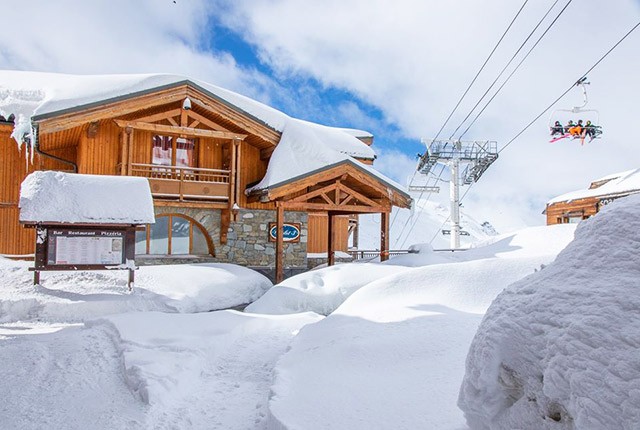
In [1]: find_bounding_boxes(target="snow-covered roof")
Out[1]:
[246,117,407,197]
[19,171,155,224]
[0,70,376,162]
[548,168,640,204]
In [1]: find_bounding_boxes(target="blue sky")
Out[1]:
[208,18,422,158]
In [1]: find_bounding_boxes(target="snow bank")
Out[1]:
[266,224,576,429]
[20,171,154,224]
[248,224,576,316]
[0,258,271,322]
[245,262,413,315]
[459,194,640,429]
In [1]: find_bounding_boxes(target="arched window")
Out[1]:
[135,214,214,256]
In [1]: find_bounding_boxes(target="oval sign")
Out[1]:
[269,223,300,242]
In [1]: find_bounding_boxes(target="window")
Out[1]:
[152,135,173,168]
[136,214,213,256]
[152,135,196,169]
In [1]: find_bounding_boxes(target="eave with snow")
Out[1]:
[544,168,640,224]
[0,71,410,281]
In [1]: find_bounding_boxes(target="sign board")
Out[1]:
[268,222,301,243]
[32,225,137,290]
[47,229,125,265]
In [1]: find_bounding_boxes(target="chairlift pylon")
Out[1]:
[548,77,603,143]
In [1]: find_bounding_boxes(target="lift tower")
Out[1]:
[417,139,498,249]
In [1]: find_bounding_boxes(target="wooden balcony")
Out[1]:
[130,163,230,201]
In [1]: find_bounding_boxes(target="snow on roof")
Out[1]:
[0,70,376,163]
[247,118,407,196]
[19,171,155,224]
[548,168,640,204]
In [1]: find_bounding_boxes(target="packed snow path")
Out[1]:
[0,323,146,429]
[0,312,321,430]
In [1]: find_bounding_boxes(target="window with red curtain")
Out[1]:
[152,135,173,167]
[175,137,195,167]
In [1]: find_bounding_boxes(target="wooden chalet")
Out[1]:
[544,169,640,225]
[0,72,411,282]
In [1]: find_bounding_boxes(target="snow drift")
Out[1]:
[265,224,576,429]
[458,194,640,429]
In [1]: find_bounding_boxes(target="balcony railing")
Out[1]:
[130,163,231,201]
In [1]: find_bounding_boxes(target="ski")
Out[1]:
[549,133,570,143]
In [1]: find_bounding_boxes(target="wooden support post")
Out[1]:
[353,215,360,249]
[34,270,40,286]
[220,209,230,244]
[126,127,133,176]
[380,212,390,262]
[235,139,242,206]
[328,212,335,266]
[229,140,237,209]
[120,131,128,176]
[276,203,284,284]
[128,269,134,292]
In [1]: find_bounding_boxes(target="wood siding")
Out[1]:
[545,198,599,225]
[1,129,34,255]
[240,142,269,209]
[307,213,349,253]
[78,120,121,175]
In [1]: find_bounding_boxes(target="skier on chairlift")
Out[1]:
[582,120,601,141]
[551,121,564,137]
[568,119,584,136]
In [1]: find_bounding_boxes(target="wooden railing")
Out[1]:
[129,163,231,201]
[348,249,417,260]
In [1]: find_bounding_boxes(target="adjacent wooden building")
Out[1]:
[544,169,640,225]
[0,72,411,281]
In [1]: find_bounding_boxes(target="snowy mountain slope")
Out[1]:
[359,194,496,251]
[459,194,640,429]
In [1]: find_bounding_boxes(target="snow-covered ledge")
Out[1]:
[19,171,155,225]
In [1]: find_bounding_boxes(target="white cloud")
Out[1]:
[2,0,640,231]
[216,0,640,230]
[0,0,273,99]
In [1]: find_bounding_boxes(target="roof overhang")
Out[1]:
[249,159,412,211]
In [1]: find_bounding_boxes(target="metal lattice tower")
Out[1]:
[417,139,498,249]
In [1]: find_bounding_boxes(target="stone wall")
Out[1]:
[150,206,308,268]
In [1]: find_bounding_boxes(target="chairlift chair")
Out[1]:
[548,77,603,142]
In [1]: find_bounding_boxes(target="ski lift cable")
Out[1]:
[499,18,640,155]
[426,185,475,246]
[394,164,447,248]
[392,164,447,248]
[458,0,572,140]
[431,0,530,144]
[416,18,640,249]
[391,0,529,236]
[422,17,640,247]
[395,165,446,247]
[448,0,564,140]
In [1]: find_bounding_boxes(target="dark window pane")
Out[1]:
[171,217,190,254]
[149,216,169,254]
[135,228,147,255]
[192,226,209,255]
